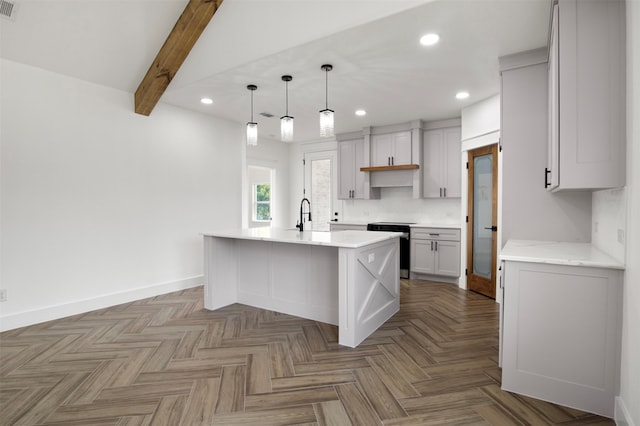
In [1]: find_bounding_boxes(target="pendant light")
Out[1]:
[246,84,258,146]
[280,75,294,142]
[319,64,334,138]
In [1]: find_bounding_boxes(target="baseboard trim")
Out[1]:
[615,396,636,426]
[0,276,203,332]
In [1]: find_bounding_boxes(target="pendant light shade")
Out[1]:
[246,84,258,146]
[319,64,334,138]
[280,75,294,142]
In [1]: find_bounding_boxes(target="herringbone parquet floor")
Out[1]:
[0,279,614,425]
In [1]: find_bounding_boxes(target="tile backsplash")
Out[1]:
[342,187,461,224]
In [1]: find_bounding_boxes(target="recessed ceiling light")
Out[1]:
[355,109,366,116]
[420,33,440,46]
[200,97,213,105]
[455,91,470,100]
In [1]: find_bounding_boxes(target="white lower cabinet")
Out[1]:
[502,260,622,417]
[410,227,460,277]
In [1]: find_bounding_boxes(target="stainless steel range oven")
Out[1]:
[366,222,414,278]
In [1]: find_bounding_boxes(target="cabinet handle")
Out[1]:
[544,167,551,188]
[430,241,434,251]
[439,188,442,197]
[434,241,438,251]
[444,188,447,197]
[391,156,395,166]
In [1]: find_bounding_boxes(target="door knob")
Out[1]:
[484,226,498,232]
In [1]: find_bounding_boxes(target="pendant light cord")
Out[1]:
[285,80,289,115]
[325,68,329,110]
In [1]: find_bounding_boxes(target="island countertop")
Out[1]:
[202,228,401,249]
[500,239,625,269]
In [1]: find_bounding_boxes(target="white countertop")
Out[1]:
[500,240,625,269]
[411,223,461,229]
[329,222,460,229]
[203,228,402,249]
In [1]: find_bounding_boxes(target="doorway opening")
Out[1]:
[303,151,338,231]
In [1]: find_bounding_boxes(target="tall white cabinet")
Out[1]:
[546,0,626,191]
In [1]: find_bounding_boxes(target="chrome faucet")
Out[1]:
[296,197,312,232]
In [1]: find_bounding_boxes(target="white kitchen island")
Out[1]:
[202,228,401,347]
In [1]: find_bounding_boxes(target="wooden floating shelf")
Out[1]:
[360,164,420,172]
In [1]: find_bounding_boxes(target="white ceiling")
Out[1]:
[1,0,551,143]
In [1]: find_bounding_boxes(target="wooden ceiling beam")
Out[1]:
[134,0,223,116]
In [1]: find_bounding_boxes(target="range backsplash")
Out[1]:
[342,187,461,224]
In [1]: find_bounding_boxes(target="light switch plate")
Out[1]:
[368,253,375,263]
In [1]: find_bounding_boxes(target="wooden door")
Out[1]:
[467,144,498,298]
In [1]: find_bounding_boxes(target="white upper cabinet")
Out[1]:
[338,138,379,200]
[423,127,461,198]
[371,131,412,167]
[546,0,626,191]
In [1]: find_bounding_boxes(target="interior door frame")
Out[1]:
[466,143,499,298]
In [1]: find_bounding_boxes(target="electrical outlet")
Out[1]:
[0,289,7,302]
[618,229,625,245]
[594,221,599,233]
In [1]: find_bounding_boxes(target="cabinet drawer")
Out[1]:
[411,227,460,241]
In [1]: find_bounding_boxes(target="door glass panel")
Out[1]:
[310,158,331,231]
[473,154,493,279]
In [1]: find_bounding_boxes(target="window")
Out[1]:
[254,183,271,222]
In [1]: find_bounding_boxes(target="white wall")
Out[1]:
[461,94,500,150]
[592,188,627,264]
[500,61,592,245]
[0,59,243,331]
[618,1,640,424]
[246,138,290,229]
